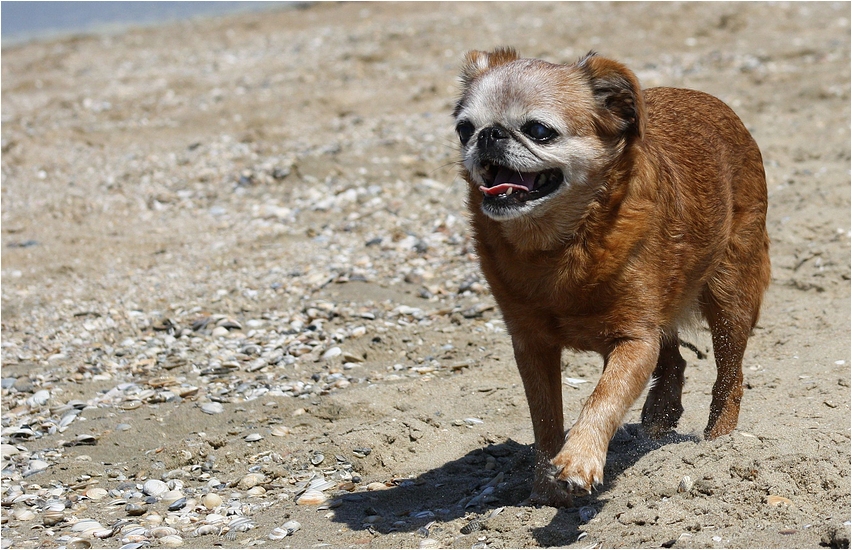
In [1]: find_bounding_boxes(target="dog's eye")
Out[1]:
[522,121,557,142]
[456,120,475,146]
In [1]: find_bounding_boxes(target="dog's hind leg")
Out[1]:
[700,254,768,439]
[641,334,686,438]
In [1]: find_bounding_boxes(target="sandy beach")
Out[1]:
[2,2,850,548]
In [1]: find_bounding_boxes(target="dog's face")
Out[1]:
[454,49,645,222]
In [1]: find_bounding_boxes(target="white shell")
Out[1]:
[201,493,223,509]
[85,487,108,501]
[160,489,184,505]
[282,520,301,534]
[159,534,184,547]
[193,524,221,537]
[71,519,104,533]
[142,479,168,497]
[200,402,224,415]
[238,473,265,490]
[678,475,693,493]
[148,526,178,538]
[296,489,327,505]
[270,426,291,437]
[13,508,36,521]
[269,527,288,540]
[42,509,65,526]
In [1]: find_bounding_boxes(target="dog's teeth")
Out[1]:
[505,187,513,196]
[535,173,547,187]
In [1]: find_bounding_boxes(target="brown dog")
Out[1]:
[453,48,770,507]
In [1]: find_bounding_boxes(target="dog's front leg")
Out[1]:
[551,337,660,493]
[512,336,572,507]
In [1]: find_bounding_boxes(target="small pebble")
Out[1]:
[578,506,597,523]
[767,495,793,507]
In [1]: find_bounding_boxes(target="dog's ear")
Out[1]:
[460,47,520,88]
[578,52,646,139]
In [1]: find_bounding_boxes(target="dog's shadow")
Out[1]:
[328,423,699,546]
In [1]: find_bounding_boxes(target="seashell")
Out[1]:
[204,513,227,524]
[296,489,327,506]
[270,425,291,437]
[269,527,290,540]
[71,519,104,533]
[238,473,264,490]
[166,479,184,491]
[23,459,49,476]
[160,489,184,505]
[311,453,325,465]
[767,495,793,507]
[142,479,168,497]
[120,525,147,536]
[93,528,115,539]
[42,509,65,526]
[678,475,693,493]
[200,402,224,415]
[73,434,98,446]
[120,544,146,550]
[244,433,263,442]
[167,497,187,511]
[159,534,184,547]
[308,478,336,492]
[28,389,51,407]
[13,507,36,521]
[85,487,108,501]
[363,515,383,524]
[201,493,222,509]
[281,520,301,534]
[419,539,440,549]
[66,539,92,549]
[193,524,221,537]
[60,412,79,428]
[246,486,266,497]
[352,447,372,458]
[121,535,148,544]
[143,513,163,526]
[148,526,178,538]
[578,506,597,523]
[321,346,341,360]
[6,427,36,441]
[125,502,147,516]
[460,519,482,534]
[366,482,387,491]
[228,516,255,532]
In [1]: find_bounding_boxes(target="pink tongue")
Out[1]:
[480,167,537,196]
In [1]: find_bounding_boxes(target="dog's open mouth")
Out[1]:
[479,164,564,204]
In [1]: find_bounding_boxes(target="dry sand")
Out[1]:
[1,2,850,548]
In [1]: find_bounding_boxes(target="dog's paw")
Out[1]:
[549,450,604,494]
[641,394,683,439]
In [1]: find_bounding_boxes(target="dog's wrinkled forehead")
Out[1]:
[458,59,590,132]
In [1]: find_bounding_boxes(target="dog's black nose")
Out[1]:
[478,125,509,148]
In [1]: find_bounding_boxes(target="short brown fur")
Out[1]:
[455,49,770,506]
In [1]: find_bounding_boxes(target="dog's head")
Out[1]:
[454,48,645,223]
